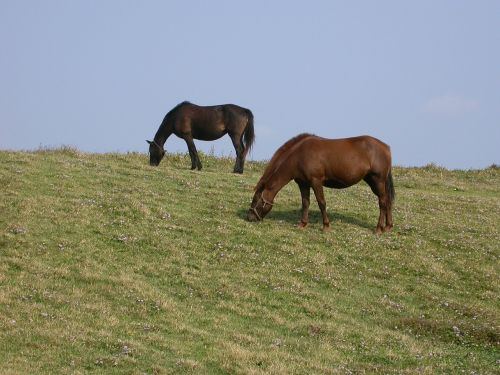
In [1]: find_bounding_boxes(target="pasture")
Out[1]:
[0,149,498,374]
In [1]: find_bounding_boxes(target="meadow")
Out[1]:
[0,149,498,374]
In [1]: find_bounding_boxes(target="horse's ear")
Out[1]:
[146,140,152,145]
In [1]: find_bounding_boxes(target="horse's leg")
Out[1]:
[184,137,202,170]
[385,204,393,232]
[296,180,310,228]
[364,174,387,234]
[376,194,389,234]
[384,190,393,232]
[229,133,244,173]
[311,180,330,230]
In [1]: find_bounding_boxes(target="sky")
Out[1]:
[1,1,499,169]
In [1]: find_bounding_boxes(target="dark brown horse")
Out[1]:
[147,101,255,173]
[247,133,395,233]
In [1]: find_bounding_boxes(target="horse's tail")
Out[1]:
[386,170,395,207]
[242,109,255,158]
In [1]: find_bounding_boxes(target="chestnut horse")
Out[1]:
[247,133,395,233]
[147,101,255,173]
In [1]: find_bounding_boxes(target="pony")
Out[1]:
[247,133,394,233]
[147,101,255,173]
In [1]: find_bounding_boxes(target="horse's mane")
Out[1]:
[255,133,314,191]
[155,101,192,141]
[169,101,191,113]
[164,101,191,121]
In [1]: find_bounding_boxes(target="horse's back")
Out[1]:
[176,103,250,123]
[293,135,391,185]
[170,102,225,139]
[221,104,253,127]
[323,135,390,162]
[340,136,392,179]
[352,136,392,172]
[170,102,253,140]
[298,135,384,158]
[222,103,251,114]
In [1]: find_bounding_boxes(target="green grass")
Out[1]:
[0,149,498,374]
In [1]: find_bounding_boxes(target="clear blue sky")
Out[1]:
[1,1,499,169]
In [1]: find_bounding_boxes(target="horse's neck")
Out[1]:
[154,118,174,146]
[264,172,292,201]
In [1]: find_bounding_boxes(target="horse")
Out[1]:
[147,101,255,173]
[247,133,395,233]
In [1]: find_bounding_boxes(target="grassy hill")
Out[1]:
[0,149,498,374]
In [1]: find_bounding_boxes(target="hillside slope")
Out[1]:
[1,149,499,374]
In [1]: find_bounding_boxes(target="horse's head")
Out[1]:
[247,190,274,222]
[146,140,165,166]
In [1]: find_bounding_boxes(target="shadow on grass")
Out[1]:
[237,208,374,231]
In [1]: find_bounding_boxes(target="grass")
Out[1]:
[0,148,498,374]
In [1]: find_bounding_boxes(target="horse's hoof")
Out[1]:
[322,225,331,232]
[297,222,308,229]
[375,227,383,235]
